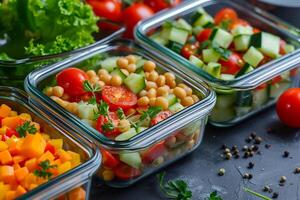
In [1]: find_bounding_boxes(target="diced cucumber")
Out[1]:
[252,87,268,108]
[137,127,147,133]
[210,28,233,49]
[250,32,280,58]
[236,91,252,107]
[166,41,183,54]
[115,128,138,141]
[193,26,203,35]
[235,63,254,77]
[203,62,221,77]
[284,44,295,54]
[243,46,264,67]
[175,18,192,33]
[191,8,214,27]
[234,35,251,51]
[231,25,253,36]
[220,74,235,80]
[168,27,189,45]
[161,22,172,40]
[269,81,291,99]
[169,102,185,113]
[216,93,236,108]
[111,68,127,80]
[119,152,142,169]
[150,32,168,46]
[136,59,147,69]
[124,73,146,94]
[78,102,98,120]
[203,49,220,63]
[101,57,119,72]
[189,55,204,68]
[166,94,178,106]
[210,107,236,122]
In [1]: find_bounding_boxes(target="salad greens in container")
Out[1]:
[0,0,124,88]
[135,0,300,127]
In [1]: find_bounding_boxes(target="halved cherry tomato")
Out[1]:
[5,127,19,138]
[219,52,243,75]
[96,112,120,138]
[229,19,249,30]
[271,75,282,85]
[141,141,166,164]
[102,86,137,111]
[86,0,122,22]
[144,0,181,12]
[181,43,199,59]
[290,68,299,77]
[253,28,261,33]
[101,149,120,168]
[196,28,212,43]
[255,83,268,90]
[45,143,56,155]
[114,163,141,180]
[150,111,172,126]
[56,68,88,97]
[214,8,238,25]
[279,39,286,55]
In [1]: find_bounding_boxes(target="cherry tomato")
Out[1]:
[271,75,282,85]
[150,111,172,126]
[114,163,141,180]
[214,8,238,25]
[141,141,166,164]
[144,0,181,12]
[102,86,137,111]
[219,52,243,75]
[56,68,88,97]
[181,43,199,59]
[253,28,261,33]
[122,3,154,38]
[45,143,56,155]
[279,39,286,55]
[196,28,212,43]
[96,112,120,138]
[290,68,299,77]
[5,127,19,138]
[86,0,122,22]
[229,19,249,30]
[101,149,120,168]
[276,88,300,128]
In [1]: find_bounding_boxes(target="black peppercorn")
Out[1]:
[283,151,289,158]
[247,162,254,169]
[254,136,262,144]
[265,144,271,149]
[272,192,278,198]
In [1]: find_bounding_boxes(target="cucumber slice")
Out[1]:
[124,73,146,94]
[150,32,168,46]
[250,32,280,58]
[189,55,204,68]
[284,44,295,54]
[216,93,236,108]
[101,57,119,72]
[203,49,220,63]
[231,25,253,36]
[175,18,192,33]
[115,128,138,141]
[243,46,264,67]
[220,74,235,80]
[136,59,147,69]
[252,87,268,108]
[203,62,221,77]
[191,8,214,27]
[119,152,142,169]
[169,102,185,113]
[234,35,251,51]
[210,28,233,49]
[111,68,127,80]
[166,41,183,54]
[269,81,291,99]
[166,94,178,106]
[168,27,189,45]
[210,107,236,122]
[235,63,254,77]
[78,102,98,120]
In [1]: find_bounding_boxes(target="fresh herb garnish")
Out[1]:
[219,19,232,30]
[244,188,272,200]
[208,191,223,200]
[33,160,57,179]
[93,100,110,120]
[140,106,162,121]
[101,121,115,132]
[117,108,125,120]
[16,121,37,137]
[157,172,192,200]
[83,80,101,105]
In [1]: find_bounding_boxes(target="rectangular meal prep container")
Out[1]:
[0,24,124,89]
[24,39,216,187]
[0,86,101,199]
[135,0,300,127]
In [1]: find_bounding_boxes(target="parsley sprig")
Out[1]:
[117,108,125,120]
[208,191,223,200]
[140,106,162,121]
[34,160,57,179]
[16,121,37,137]
[83,80,102,105]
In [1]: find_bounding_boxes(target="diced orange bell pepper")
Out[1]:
[9,140,23,156]
[5,190,16,200]
[12,164,21,171]
[24,158,37,172]
[59,150,72,163]
[0,141,8,151]
[58,161,71,174]
[13,155,26,165]
[68,187,86,200]
[0,182,10,200]
[0,104,11,118]
[2,117,23,130]
[28,184,38,191]
[0,166,14,184]
[67,151,81,167]
[15,167,29,182]
[38,151,55,163]
[0,150,12,165]
[21,173,37,190]
[15,185,27,197]
[21,133,46,158]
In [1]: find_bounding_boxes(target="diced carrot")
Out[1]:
[15,167,29,182]
[38,151,54,163]
[67,151,81,167]
[8,140,22,156]
[13,164,21,171]
[0,104,11,118]
[68,187,86,200]
[0,166,14,184]
[21,173,37,190]
[0,150,12,165]
[13,155,26,165]
[2,117,23,129]
[5,190,16,200]
[59,150,72,163]
[15,185,27,197]
[28,184,38,191]
[0,141,8,151]
[21,133,46,158]
[58,161,71,174]
[24,158,37,172]
[0,182,10,200]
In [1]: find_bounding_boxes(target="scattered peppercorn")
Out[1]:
[248,174,253,179]
[224,148,231,154]
[231,145,238,151]
[249,151,254,157]
[247,162,254,169]
[233,149,239,155]
[265,144,271,149]
[254,136,262,144]
[221,144,227,150]
[243,152,249,158]
[243,173,249,179]
[245,137,252,143]
[242,146,249,151]
[263,185,271,192]
[283,151,289,158]
[253,145,259,151]
[250,132,257,138]
[294,167,300,174]
[280,176,286,183]
[272,192,278,199]
[218,168,225,176]
[225,153,232,160]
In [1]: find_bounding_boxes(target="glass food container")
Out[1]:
[24,39,216,187]
[0,87,101,199]
[135,0,300,127]
[0,25,124,89]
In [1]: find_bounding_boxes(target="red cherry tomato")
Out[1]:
[102,86,137,111]
[219,52,243,75]
[150,111,172,126]
[196,28,212,43]
[86,0,122,22]
[56,68,88,97]
[144,0,181,12]
[271,75,282,85]
[276,88,300,128]
[229,19,249,30]
[253,28,261,33]
[290,68,299,77]
[141,141,166,164]
[96,112,120,138]
[279,39,286,55]
[214,8,238,25]
[181,43,199,59]
[101,149,120,168]
[114,163,141,180]
[5,127,19,138]
[122,3,154,38]
[45,143,56,155]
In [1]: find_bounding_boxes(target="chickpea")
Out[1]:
[137,96,150,107]
[126,108,136,116]
[157,86,169,97]
[143,61,156,72]
[147,88,157,98]
[164,72,175,85]
[126,55,137,64]
[178,83,187,89]
[149,97,156,107]
[90,76,99,84]
[181,96,194,107]
[86,70,97,79]
[165,136,177,148]
[110,75,122,86]
[44,87,53,96]
[117,57,129,69]
[173,87,186,99]
[145,72,150,80]
[97,81,105,88]
[118,119,131,132]
[156,75,166,87]
[184,87,193,96]
[169,80,177,88]
[66,102,78,114]
[99,73,112,84]
[146,81,157,90]
[155,97,169,110]
[191,95,199,102]
[51,96,68,108]
[139,90,147,97]
[148,71,159,82]
[120,69,129,76]
[126,63,136,73]
[97,69,108,76]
